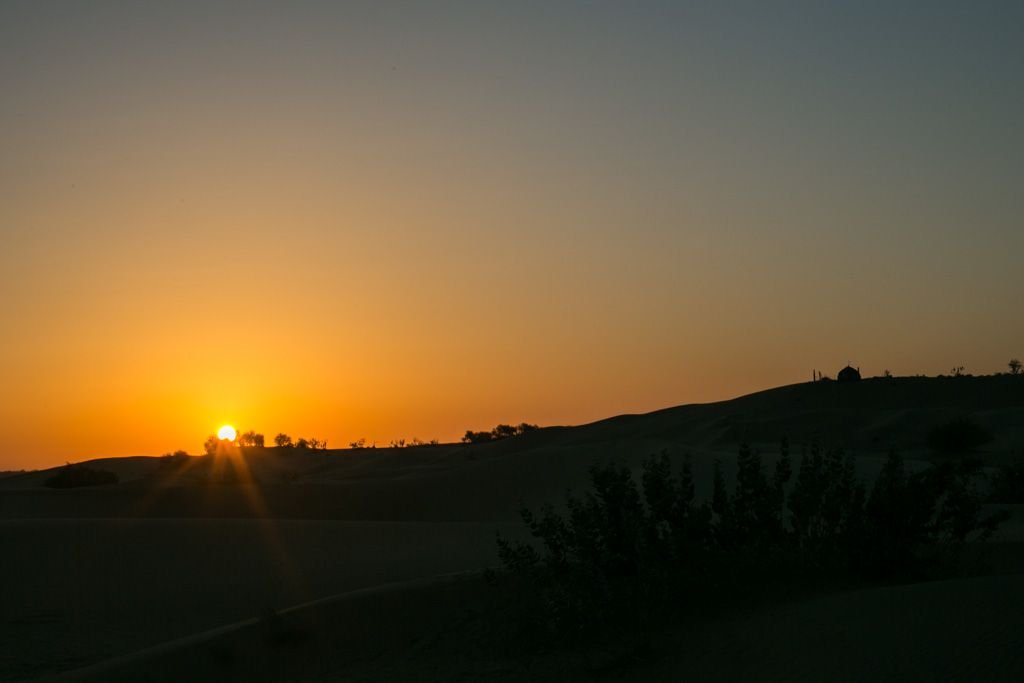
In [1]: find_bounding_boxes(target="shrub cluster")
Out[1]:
[463,423,539,444]
[157,450,190,470]
[493,441,1005,645]
[989,459,1024,503]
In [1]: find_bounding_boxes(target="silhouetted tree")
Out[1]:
[274,433,293,448]
[770,437,793,540]
[711,459,734,548]
[781,442,863,570]
[492,424,519,440]
[237,431,265,448]
[1010,359,1022,375]
[203,435,220,456]
[732,444,777,547]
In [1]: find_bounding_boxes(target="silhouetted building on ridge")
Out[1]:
[838,365,861,382]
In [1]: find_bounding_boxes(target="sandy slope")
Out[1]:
[0,519,518,681]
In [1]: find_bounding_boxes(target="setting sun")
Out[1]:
[217,425,237,441]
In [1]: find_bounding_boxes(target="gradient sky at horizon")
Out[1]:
[2,1,1022,469]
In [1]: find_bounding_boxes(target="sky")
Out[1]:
[2,1,1022,469]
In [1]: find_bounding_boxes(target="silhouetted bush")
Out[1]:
[157,450,190,470]
[467,431,490,443]
[274,433,293,448]
[45,464,119,489]
[463,430,494,444]
[927,417,992,456]
[493,440,1004,646]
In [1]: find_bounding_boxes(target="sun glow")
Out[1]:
[217,425,237,441]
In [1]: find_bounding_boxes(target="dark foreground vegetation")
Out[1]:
[490,440,1007,649]
[990,458,1024,503]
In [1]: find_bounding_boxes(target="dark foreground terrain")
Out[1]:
[2,375,1023,681]
[47,571,1024,683]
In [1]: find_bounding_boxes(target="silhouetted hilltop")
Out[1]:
[547,374,1024,455]
[1,376,1020,521]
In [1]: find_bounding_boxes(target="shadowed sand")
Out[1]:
[0,519,518,681]
[42,572,1024,683]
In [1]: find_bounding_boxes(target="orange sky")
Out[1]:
[2,3,1022,470]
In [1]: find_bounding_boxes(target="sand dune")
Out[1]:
[5,376,1020,524]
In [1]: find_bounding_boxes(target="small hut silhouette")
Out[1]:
[837,364,861,382]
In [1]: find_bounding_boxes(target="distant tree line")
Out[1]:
[463,423,540,444]
[272,433,328,450]
[199,432,328,455]
[491,439,1006,647]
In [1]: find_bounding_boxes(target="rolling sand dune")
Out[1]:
[4,376,1020,524]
